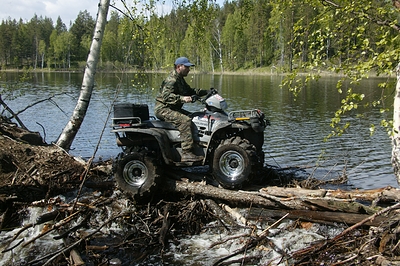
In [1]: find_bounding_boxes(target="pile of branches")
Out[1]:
[2,180,400,266]
[3,185,400,266]
[291,202,400,265]
[0,189,216,265]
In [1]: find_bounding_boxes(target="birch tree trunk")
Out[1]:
[56,0,110,151]
[391,62,400,185]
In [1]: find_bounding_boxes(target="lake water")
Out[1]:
[0,71,398,189]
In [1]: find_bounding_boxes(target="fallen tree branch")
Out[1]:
[291,201,400,262]
[72,85,119,211]
[261,186,400,203]
[332,201,400,241]
[162,179,280,208]
[21,210,83,248]
[202,199,237,228]
[29,210,129,266]
[247,208,387,227]
[0,95,27,129]
[220,203,247,225]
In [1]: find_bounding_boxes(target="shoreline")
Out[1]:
[0,67,392,78]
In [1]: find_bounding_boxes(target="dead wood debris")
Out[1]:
[2,189,400,266]
[0,192,217,265]
[290,202,400,265]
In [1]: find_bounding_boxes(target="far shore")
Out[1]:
[0,66,393,78]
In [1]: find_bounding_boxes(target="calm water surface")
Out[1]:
[0,71,397,189]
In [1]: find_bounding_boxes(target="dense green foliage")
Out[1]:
[283,0,400,137]
[0,0,399,75]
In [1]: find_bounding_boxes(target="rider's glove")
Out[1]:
[191,95,200,103]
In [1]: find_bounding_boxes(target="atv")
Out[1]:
[112,89,268,199]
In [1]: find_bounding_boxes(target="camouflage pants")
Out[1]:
[155,104,194,151]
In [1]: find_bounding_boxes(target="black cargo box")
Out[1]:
[113,103,149,124]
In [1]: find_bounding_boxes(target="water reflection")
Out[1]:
[0,71,397,189]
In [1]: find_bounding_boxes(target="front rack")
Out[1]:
[228,109,262,122]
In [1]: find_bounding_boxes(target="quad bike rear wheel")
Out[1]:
[212,136,258,189]
[114,152,160,200]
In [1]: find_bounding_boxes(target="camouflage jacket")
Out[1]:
[155,70,208,111]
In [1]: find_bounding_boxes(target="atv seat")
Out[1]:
[144,120,177,130]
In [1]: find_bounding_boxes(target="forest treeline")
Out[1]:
[0,0,399,73]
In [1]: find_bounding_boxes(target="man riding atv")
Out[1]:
[112,67,268,200]
[155,57,209,162]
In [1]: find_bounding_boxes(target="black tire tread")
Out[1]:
[212,136,258,189]
[114,152,160,201]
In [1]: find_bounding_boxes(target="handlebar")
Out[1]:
[205,88,218,99]
[191,88,218,103]
[191,95,200,103]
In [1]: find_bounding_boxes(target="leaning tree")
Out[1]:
[56,0,110,150]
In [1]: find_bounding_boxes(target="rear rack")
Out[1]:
[112,117,143,128]
[112,103,150,128]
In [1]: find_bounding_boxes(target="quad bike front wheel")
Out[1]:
[114,152,160,200]
[212,136,258,189]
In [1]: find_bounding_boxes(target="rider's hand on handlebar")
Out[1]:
[182,96,192,103]
[191,95,200,103]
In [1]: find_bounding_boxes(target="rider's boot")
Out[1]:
[181,150,203,162]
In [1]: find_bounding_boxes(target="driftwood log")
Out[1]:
[163,171,400,227]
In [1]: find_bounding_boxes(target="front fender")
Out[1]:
[209,121,251,138]
[209,122,263,150]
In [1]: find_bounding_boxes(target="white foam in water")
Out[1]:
[0,207,65,265]
[165,220,345,265]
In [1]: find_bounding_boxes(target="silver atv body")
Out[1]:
[112,90,268,199]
